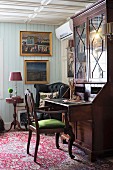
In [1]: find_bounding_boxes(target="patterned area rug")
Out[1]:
[0,131,113,170]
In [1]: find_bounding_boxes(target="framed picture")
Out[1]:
[20,31,52,56]
[24,60,50,84]
[67,50,74,78]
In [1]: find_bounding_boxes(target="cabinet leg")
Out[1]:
[89,152,96,162]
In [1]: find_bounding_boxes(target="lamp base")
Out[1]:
[9,93,13,98]
[14,82,17,97]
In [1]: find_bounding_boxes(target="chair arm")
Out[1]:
[35,109,67,115]
[35,106,50,110]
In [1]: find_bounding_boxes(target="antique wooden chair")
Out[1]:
[25,89,75,162]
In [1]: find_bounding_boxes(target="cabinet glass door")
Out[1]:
[75,22,87,80]
[89,14,107,82]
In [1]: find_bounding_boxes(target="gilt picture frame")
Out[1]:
[20,31,52,56]
[24,60,50,84]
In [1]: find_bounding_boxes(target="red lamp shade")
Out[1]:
[9,72,22,81]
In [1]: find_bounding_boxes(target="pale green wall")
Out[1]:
[0,22,61,122]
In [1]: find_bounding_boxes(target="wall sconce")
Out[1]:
[102,22,113,40]
[68,39,74,52]
[68,40,74,48]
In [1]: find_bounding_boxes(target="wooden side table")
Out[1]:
[6,97,24,131]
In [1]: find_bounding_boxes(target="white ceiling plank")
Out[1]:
[0,0,97,25]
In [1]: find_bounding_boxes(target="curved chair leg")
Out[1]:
[27,129,32,154]
[67,126,75,159]
[64,112,75,159]
[34,133,40,162]
[55,133,60,149]
[64,125,75,159]
[68,138,75,159]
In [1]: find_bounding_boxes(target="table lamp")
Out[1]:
[9,72,22,96]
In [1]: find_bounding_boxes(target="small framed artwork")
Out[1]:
[24,60,50,84]
[67,50,74,77]
[20,31,52,56]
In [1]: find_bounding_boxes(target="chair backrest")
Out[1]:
[25,89,68,134]
[25,89,35,125]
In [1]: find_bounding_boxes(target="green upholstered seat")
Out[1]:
[32,119,65,129]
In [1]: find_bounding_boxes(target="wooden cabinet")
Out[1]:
[73,1,107,82]
[71,0,113,161]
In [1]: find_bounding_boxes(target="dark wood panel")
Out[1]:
[76,121,92,150]
[92,82,113,152]
[69,105,92,121]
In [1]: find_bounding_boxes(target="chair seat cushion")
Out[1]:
[32,119,65,129]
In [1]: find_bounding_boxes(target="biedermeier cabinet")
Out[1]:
[71,0,113,161]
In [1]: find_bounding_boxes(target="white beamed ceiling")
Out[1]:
[0,0,97,25]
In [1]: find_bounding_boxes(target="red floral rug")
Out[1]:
[0,131,113,170]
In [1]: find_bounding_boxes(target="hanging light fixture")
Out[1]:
[102,22,113,40]
[41,0,52,5]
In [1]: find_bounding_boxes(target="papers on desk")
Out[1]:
[62,99,87,105]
